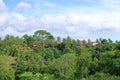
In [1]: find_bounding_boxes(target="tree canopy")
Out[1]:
[0,30,120,80]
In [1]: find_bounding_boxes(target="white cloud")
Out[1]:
[101,0,120,9]
[15,2,32,12]
[66,26,75,32]
[8,12,41,32]
[0,0,7,13]
[1,0,120,40]
[1,11,120,39]
[44,2,56,8]
[40,12,120,39]
[0,13,8,27]
[0,12,41,38]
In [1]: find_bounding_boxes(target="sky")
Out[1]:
[0,0,120,41]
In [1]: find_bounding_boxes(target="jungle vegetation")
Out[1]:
[0,30,120,80]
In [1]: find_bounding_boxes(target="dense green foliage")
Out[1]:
[0,30,120,80]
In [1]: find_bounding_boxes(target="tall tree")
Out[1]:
[0,55,15,80]
[33,30,54,50]
[50,53,77,80]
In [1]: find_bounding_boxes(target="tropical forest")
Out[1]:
[0,30,120,80]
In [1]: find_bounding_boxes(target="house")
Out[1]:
[92,42,97,46]
[76,40,85,48]
[32,43,39,47]
[76,40,97,48]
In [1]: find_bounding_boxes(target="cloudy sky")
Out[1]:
[0,0,120,41]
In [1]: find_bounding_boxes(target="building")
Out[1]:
[92,42,97,46]
[32,43,39,47]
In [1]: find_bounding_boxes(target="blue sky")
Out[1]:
[0,0,120,41]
